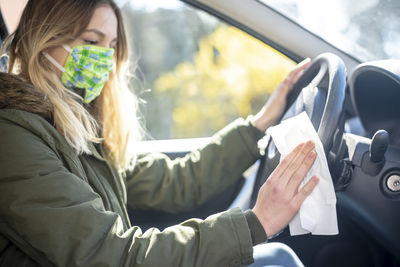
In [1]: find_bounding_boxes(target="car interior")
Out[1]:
[0,0,399,266]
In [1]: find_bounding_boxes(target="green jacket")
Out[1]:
[0,74,267,266]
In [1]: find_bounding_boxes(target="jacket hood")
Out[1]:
[0,72,53,120]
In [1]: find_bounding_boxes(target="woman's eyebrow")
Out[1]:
[83,29,117,42]
[84,29,106,37]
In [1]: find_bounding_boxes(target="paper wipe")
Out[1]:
[267,112,339,236]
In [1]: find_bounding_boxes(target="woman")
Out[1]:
[0,0,317,266]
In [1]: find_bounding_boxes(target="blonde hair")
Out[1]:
[3,0,143,170]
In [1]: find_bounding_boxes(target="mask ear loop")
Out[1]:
[42,44,73,72]
[43,52,66,73]
[62,44,73,53]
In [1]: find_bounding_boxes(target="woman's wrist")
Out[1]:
[250,108,276,132]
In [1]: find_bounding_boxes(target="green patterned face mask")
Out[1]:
[44,45,114,103]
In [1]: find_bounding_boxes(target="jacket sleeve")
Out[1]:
[0,118,258,267]
[125,117,265,213]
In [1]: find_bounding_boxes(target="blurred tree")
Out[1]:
[155,25,295,138]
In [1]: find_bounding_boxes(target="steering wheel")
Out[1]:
[250,53,347,207]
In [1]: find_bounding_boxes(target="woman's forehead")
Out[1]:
[86,5,118,40]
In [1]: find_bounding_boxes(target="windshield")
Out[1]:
[261,0,400,62]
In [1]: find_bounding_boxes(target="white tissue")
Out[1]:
[267,112,339,236]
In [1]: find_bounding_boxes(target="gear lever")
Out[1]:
[362,130,389,175]
[369,130,389,163]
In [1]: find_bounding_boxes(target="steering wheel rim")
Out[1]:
[250,53,347,207]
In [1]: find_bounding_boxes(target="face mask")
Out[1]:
[44,44,114,103]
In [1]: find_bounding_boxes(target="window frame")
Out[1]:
[182,0,360,71]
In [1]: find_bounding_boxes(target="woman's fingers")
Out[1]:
[285,58,311,90]
[293,58,311,75]
[291,176,319,210]
[287,150,317,195]
[272,141,315,187]
[280,141,315,186]
[270,142,305,179]
[277,58,311,96]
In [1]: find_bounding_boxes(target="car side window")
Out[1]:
[122,0,296,140]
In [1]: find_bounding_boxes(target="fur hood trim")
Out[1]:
[0,72,53,120]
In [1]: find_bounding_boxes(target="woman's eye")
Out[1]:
[84,39,98,45]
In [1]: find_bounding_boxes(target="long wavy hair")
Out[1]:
[3,0,143,170]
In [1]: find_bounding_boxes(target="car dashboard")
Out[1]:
[338,60,400,259]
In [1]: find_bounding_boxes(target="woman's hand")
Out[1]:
[252,141,319,237]
[251,58,311,132]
